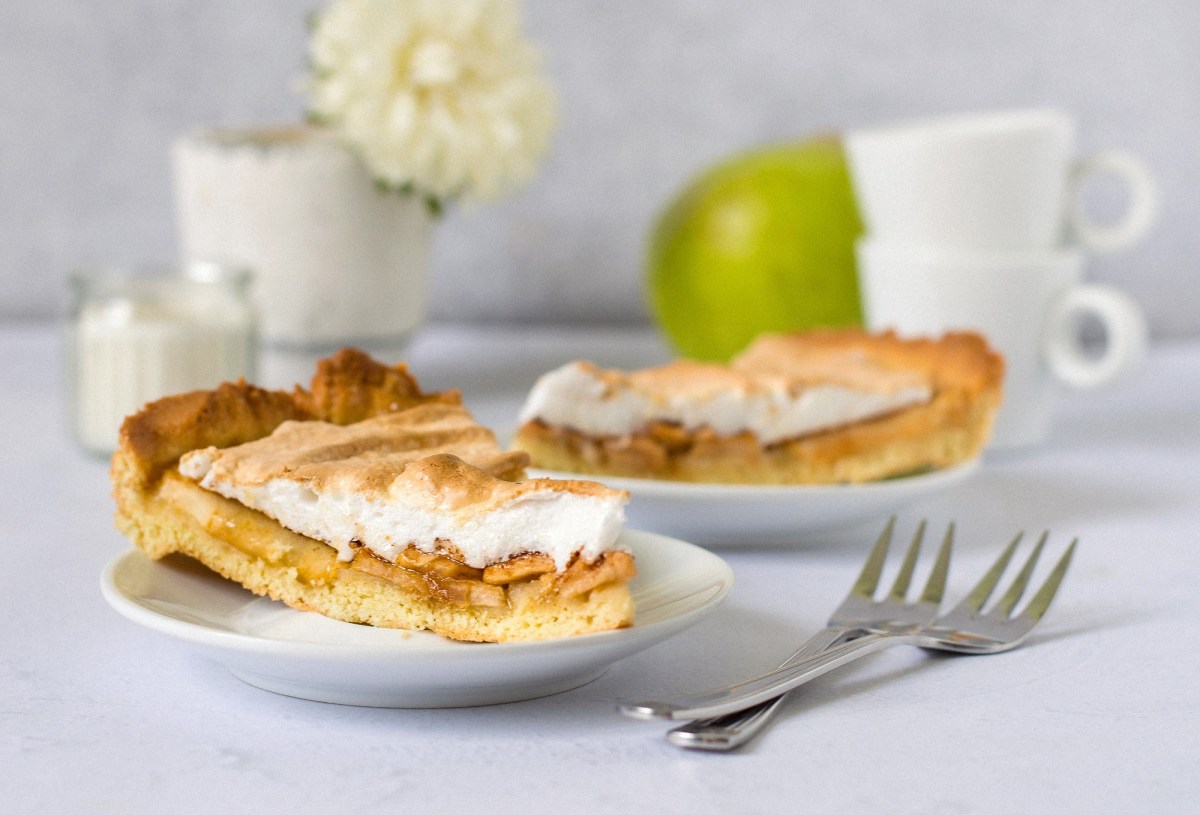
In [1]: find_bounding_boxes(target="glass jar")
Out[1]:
[67,262,257,457]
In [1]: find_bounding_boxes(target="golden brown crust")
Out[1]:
[111,348,636,643]
[298,347,462,425]
[117,382,310,489]
[116,348,461,492]
[512,330,1004,485]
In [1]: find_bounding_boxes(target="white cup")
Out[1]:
[845,109,1159,252]
[856,239,1147,449]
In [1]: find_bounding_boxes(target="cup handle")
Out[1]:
[1067,151,1159,253]
[1043,284,1147,389]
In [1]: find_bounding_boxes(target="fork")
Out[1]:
[667,517,953,750]
[622,529,1076,722]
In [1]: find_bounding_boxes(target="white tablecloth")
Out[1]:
[3,323,1198,814]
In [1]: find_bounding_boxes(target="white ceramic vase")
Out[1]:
[172,125,433,350]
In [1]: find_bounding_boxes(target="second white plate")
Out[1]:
[531,460,980,547]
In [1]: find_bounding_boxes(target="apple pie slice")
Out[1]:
[513,330,1003,484]
[112,349,635,642]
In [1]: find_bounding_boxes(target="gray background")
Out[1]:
[3,1,1197,337]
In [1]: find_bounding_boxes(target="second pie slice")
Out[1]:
[513,329,1004,484]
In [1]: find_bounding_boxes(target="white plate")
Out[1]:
[100,530,732,708]
[531,460,980,547]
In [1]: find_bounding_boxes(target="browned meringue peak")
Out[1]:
[181,402,527,498]
[732,332,933,394]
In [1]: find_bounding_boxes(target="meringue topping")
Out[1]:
[518,337,934,446]
[179,403,628,570]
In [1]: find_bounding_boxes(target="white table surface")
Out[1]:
[3,323,1199,814]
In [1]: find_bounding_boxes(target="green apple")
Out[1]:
[647,136,864,361]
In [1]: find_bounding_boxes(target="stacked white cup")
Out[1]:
[845,109,1157,449]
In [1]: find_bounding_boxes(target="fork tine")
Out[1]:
[1018,538,1078,623]
[853,516,896,598]
[955,532,1023,613]
[888,519,926,600]
[919,523,954,605]
[994,531,1048,617]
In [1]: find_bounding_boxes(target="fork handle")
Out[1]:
[667,695,788,750]
[620,631,920,721]
[666,626,857,750]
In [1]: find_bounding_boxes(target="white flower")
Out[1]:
[307,0,558,203]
